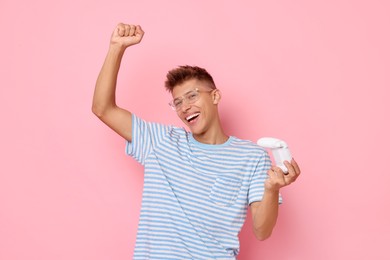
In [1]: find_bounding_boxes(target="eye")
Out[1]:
[174,99,183,107]
[187,92,198,101]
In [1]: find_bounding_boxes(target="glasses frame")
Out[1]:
[168,88,214,111]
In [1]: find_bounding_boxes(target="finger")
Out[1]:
[117,23,125,37]
[291,158,301,175]
[124,24,131,36]
[129,24,136,36]
[135,25,144,34]
[271,166,284,177]
[283,162,299,185]
[284,161,296,177]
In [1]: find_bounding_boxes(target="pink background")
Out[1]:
[1,0,389,259]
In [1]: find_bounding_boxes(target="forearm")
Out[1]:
[92,45,126,116]
[252,189,280,240]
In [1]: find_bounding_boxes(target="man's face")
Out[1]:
[171,79,219,135]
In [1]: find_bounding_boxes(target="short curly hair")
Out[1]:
[164,65,216,93]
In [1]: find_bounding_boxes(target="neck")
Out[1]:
[192,120,228,145]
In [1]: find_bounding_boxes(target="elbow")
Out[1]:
[91,104,103,118]
[254,228,273,241]
[91,102,109,118]
[256,233,272,241]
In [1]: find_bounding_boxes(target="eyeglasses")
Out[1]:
[169,88,214,111]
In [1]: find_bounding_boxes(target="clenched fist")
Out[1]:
[110,23,144,49]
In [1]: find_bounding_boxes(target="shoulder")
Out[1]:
[229,136,268,156]
[133,114,182,132]
[132,114,190,143]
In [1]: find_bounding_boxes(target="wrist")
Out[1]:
[264,186,280,195]
[108,43,127,55]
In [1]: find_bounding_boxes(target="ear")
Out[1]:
[212,89,222,104]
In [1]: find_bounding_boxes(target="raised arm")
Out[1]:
[92,23,144,142]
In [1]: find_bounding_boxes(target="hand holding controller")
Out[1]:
[257,137,292,174]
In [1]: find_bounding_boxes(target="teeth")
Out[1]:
[186,113,200,121]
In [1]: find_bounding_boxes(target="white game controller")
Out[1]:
[257,137,292,174]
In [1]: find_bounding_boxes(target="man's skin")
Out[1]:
[92,23,300,241]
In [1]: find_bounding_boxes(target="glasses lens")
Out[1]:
[186,91,199,103]
[173,99,183,109]
[169,89,200,111]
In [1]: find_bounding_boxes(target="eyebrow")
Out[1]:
[173,89,195,101]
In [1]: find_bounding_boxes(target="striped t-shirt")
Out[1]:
[126,114,281,259]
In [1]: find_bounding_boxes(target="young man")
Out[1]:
[92,23,300,259]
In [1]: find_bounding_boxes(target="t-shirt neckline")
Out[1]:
[189,134,233,149]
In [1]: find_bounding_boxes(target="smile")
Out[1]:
[186,113,200,122]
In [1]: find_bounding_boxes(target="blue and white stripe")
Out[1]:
[126,114,281,259]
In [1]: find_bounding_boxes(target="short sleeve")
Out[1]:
[125,114,170,165]
[248,151,283,204]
